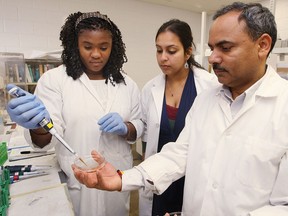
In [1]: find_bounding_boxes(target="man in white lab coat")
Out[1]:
[73,2,288,215]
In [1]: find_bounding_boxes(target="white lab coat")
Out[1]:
[137,65,288,215]
[24,65,143,216]
[139,66,218,216]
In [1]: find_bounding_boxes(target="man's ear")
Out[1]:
[258,33,272,59]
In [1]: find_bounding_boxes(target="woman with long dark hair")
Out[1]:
[139,19,217,216]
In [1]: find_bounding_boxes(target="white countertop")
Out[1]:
[2,125,74,216]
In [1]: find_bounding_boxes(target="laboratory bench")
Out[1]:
[1,124,74,216]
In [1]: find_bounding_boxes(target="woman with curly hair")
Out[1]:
[6,11,143,216]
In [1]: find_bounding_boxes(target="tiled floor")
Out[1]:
[129,146,142,216]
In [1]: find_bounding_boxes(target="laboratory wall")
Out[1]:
[0,0,202,89]
[204,0,288,68]
[1,0,287,88]
[261,0,288,41]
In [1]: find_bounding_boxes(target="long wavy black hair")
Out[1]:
[60,11,127,84]
[156,19,204,70]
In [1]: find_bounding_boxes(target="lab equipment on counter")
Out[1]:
[5,165,52,173]
[0,142,8,166]
[9,171,49,183]
[0,143,10,216]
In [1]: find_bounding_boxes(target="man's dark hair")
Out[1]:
[213,2,277,55]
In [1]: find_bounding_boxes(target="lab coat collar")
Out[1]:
[216,65,286,123]
[255,65,286,97]
[216,65,284,99]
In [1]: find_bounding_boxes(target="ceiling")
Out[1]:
[135,0,262,14]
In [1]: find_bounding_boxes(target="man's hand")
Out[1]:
[72,150,122,191]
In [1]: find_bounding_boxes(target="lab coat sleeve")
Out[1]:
[249,152,288,216]
[123,102,192,193]
[124,75,144,142]
[23,66,66,150]
[122,167,146,191]
[136,109,192,194]
[122,163,174,193]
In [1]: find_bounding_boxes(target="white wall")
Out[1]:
[205,0,288,43]
[1,0,287,85]
[0,0,202,89]
[261,0,288,41]
[203,0,288,70]
[261,0,288,63]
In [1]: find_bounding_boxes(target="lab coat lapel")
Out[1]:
[105,82,119,113]
[217,92,233,123]
[219,87,260,129]
[151,75,165,120]
[79,74,106,111]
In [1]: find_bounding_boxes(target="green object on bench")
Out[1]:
[0,143,8,166]
[0,142,10,216]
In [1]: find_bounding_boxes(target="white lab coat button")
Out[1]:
[212,182,218,189]
[156,123,160,128]
[152,151,156,154]
[149,197,153,201]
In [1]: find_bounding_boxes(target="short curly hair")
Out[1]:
[59,11,127,85]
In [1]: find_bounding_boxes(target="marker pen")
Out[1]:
[5,165,52,172]
[20,151,48,154]
[10,172,48,183]
[10,171,46,176]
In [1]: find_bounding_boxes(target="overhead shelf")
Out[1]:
[272,47,288,54]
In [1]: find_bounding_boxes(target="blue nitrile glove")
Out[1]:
[6,84,50,129]
[98,112,128,136]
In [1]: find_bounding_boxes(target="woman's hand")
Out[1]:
[6,84,50,129]
[98,112,128,136]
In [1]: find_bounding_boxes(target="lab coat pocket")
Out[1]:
[236,137,286,191]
